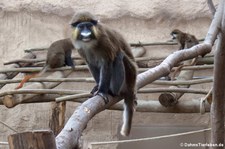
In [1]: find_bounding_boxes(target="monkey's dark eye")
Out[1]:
[90,20,98,25]
[76,22,95,29]
[71,22,80,27]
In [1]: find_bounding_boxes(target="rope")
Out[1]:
[90,128,211,146]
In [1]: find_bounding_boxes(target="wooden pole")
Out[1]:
[2,70,73,108]
[158,59,195,107]
[0,52,36,89]
[49,102,66,136]
[211,0,225,148]
[8,130,56,149]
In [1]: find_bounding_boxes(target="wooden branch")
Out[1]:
[24,48,46,53]
[55,87,208,103]
[0,77,94,84]
[8,130,56,149]
[55,93,92,102]
[129,39,204,47]
[0,142,8,145]
[207,0,216,16]
[0,89,85,97]
[0,53,36,89]
[132,47,146,58]
[0,92,211,114]
[153,77,213,85]
[4,58,45,65]
[139,88,208,94]
[0,65,88,73]
[159,58,196,107]
[113,99,211,113]
[2,70,73,108]
[211,0,225,147]
[137,43,211,89]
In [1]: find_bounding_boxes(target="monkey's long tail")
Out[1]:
[15,65,49,89]
[120,55,137,136]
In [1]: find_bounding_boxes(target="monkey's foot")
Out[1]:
[96,92,109,104]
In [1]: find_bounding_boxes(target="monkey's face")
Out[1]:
[170,29,182,40]
[170,31,178,40]
[71,20,98,42]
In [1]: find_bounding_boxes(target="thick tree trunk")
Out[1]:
[211,0,225,148]
[49,102,66,136]
[8,130,56,149]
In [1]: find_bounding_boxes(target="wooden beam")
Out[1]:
[8,130,56,149]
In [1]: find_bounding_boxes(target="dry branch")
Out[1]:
[0,66,88,73]
[0,77,94,84]
[159,58,196,107]
[207,0,217,16]
[2,70,73,108]
[139,88,208,94]
[0,52,36,89]
[55,87,208,103]
[153,77,213,85]
[0,89,85,97]
[4,58,45,65]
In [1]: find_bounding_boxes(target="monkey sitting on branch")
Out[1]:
[170,29,199,79]
[15,38,75,89]
[70,11,137,136]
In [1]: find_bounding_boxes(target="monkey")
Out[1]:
[170,29,199,50]
[70,11,137,136]
[15,38,75,89]
[170,29,199,80]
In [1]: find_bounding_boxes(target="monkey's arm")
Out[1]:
[94,61,113,103]
[88,64,100,94]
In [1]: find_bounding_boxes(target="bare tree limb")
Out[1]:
[0,66,88,73]
[0,52,36,89]
[153,77,213,85]
[0,77,94,84]
[211,0,225,148]
[2,70,73,108]
[207,0,217,16]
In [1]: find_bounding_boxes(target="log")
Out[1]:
[8,130,56,149]
[2,70,73,108]
[159,59,195,107]
[0,52,36,89]
[0,92,211,113]
[49,102,66,136]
